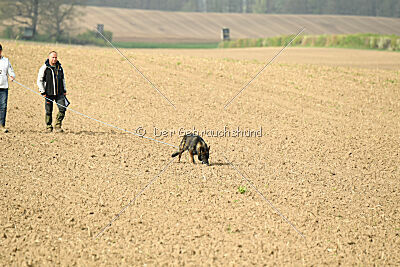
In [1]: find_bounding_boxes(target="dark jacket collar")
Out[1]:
[45,59,61,68]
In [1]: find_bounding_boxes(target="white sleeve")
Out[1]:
[37,65,46,94]
[7,59,15,78]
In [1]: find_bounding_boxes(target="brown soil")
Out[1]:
[0,42,399,265]
[78,7,400,42]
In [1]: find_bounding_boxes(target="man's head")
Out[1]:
[48,51,58,66]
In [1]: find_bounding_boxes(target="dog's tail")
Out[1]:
[171,152,179,157]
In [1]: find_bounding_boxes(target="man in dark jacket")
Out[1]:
[37,51,67,133]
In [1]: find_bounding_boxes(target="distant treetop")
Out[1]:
[84,0,400,18]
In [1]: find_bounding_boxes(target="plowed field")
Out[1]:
[1,42,399,265]
[79,7,400,42]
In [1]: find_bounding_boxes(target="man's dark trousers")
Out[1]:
[0,88,8,127]
[45,95,66,129]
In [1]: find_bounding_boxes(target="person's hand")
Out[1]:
[64,92,67,96]
[41,93,46,98]
[10,76,15,82]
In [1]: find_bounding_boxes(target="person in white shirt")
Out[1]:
[0,44,16,133]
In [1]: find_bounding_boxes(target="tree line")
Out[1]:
[85,0,400,18]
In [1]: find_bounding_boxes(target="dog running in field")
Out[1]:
[171,134,210,165]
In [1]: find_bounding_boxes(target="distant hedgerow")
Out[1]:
[219,33,400,51]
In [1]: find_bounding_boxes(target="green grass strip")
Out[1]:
[219,33,400,51]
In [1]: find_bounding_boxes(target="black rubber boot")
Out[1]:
[55,112,65,133]
[45,115,53,132]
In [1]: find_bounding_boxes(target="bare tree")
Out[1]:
[253,0,268,13]
[40,0,84,42]
[198,0,207,12]
[0,0,43,39]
